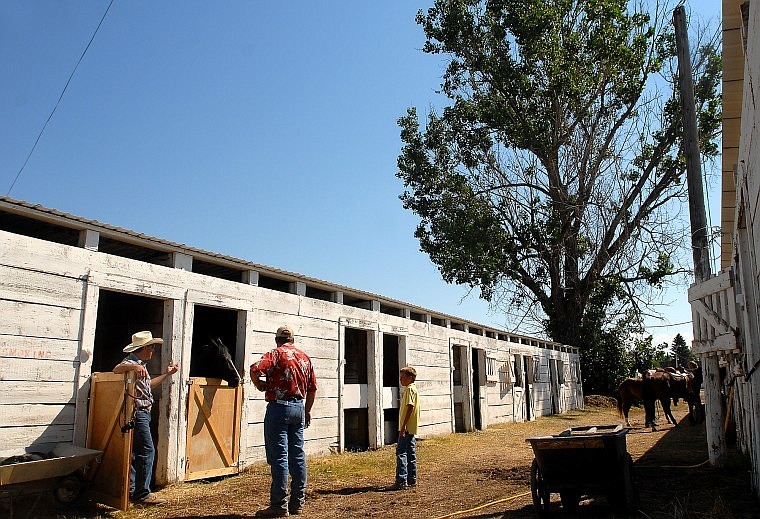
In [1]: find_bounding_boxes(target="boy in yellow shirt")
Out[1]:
[394,366,420,490]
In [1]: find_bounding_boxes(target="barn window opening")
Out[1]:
[450,322,465,332]
[192,259,244,282]
[305,285,332,301]
[430,316,445,327]
[258,274,291,293]
[409,311,425,322]
[98,236,173,266]
[0,210,80,246]
[379,303,402,317]
[343,295,373,310]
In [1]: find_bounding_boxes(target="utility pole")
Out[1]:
[673,5,726,467]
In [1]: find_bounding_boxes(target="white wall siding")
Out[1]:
[0,216,582,482]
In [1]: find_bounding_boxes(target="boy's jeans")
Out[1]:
[264,400,307,511]
[130,408,155,501]
[395,433,417,486]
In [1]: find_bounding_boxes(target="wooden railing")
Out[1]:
[688,268,740,356]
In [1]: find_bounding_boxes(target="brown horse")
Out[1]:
[617,366,702,429]
[616,377,643,426]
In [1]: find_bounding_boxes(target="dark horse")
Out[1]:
[617,364,702,429]
[189,337,241,387]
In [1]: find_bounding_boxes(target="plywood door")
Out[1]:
[185,377,243,481]
[86,372,135,511]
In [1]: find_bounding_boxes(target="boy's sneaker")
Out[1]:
[389,482,409,491]
[408,481,417,487]
[255,506,289,517]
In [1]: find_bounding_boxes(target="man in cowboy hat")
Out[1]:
[114,331,178,507]
[250,325,317,517]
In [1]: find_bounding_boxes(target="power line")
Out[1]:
[648,320,692,328]
[6,0,115,196]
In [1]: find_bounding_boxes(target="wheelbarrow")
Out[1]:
[0,444,102,517]
[525,424,638,516]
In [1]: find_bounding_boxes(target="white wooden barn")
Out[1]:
[0,196,582,489]
[688,0,760,498]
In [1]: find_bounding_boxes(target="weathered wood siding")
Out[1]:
[727,0,760,495]
[0,224,581,483]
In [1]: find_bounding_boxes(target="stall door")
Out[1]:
[185,377,243,481]
[86,372,135,511]
[452,345,467,432]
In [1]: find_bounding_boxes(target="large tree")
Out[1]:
[397,0,720,349]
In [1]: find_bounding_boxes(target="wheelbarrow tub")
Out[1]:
[0,445,101,486]
[525,424,637,515]
[526,424,628,491]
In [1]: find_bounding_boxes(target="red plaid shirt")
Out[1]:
[250,345,317,402]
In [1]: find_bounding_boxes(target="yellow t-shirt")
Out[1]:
[399,382,420,435]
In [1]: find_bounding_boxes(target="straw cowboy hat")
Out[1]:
[123,331,164,353]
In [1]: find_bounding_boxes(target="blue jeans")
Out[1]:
[395,433,417,486]
[130,408,155,501]
[264,400,307,510]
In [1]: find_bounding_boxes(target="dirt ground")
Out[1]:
[15,401,759,518]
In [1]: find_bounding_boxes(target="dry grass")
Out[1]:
[16,404,757,518]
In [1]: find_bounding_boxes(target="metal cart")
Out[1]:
[526,424,637,516]
[0,444,101,517]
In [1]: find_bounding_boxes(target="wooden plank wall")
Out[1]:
[0,259,84,456]
[735,0,760,495]
[0,228,582,481]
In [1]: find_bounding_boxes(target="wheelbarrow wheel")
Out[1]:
[560,491,579,513]
[54,474,84,506]
[530,458,551,517]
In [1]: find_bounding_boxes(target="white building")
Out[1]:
[689,0,760,497]
[0,196,582,489]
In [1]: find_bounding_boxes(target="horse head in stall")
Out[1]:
[189,337,241,387]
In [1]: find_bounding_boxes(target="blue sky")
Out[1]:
[1,1,720,346]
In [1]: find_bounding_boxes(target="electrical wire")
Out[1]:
[6,0,115,196]
[647,320,692,328]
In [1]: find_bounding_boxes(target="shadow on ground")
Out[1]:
[489,414,756,518]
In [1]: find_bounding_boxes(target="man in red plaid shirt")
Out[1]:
[250,325,317,517]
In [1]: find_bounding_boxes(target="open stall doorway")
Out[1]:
[90,290,166,494]
[343,327,370,451]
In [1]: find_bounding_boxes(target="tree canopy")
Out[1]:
[397,0,720,350]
